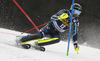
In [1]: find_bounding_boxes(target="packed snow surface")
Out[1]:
[0,28,100,61]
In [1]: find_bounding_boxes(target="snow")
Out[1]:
[0,28,100,61]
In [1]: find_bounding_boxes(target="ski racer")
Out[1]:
[18,3,82,52]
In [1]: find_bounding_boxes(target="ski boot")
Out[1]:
[33,42,45,52]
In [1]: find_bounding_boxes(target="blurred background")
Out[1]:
[0,0,100,49]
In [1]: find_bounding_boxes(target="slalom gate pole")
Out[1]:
[13,0,39,32]
[67,0,74,56]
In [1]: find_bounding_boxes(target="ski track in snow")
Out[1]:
[0,28,100,61]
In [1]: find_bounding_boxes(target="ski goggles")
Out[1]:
[73,10,81,16]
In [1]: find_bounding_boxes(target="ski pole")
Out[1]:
[67,0,74,56]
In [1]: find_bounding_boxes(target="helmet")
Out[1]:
[70,3,82,16]
[70,3,82,11]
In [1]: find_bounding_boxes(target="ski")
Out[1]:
[15,36,45,52]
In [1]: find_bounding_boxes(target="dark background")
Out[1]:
[0,0,100,49]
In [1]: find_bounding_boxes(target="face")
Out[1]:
[73,10,81,17]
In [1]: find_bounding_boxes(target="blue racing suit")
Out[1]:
[38,9,79,46]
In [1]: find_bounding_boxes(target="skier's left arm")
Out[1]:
[72,20,79,42]
[51,9,69,21]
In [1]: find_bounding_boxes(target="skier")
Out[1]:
[17,3,82,52]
